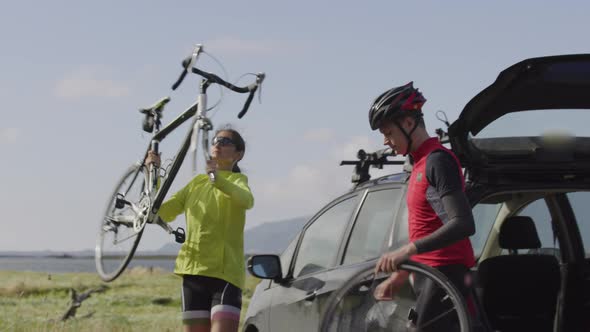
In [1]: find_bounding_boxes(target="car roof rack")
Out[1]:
[340,148,408,186]
[341,127,450,187]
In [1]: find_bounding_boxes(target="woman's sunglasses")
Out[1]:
[212,136,236,147]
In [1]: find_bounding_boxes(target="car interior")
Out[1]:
[471,189,590,332]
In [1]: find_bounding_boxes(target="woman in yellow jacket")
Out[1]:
[148,128,253,332]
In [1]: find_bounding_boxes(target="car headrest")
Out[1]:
[499,216,541,250]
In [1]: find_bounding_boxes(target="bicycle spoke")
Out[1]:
[371,301,408,324]
[113,232,140,244]
[122,167,143,197]
[418,306,458,329]
[96,164,146,282]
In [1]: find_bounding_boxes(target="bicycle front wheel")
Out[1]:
[320,261,472,332]
[95,164,148,282]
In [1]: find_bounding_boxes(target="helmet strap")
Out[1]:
[394,117,420,156]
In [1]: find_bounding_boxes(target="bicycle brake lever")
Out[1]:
[256,72,266,85]
[208,172,216,183]
[257,72,265,103]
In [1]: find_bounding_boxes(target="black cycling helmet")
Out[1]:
[368,81,426,130]
[369,82,426,156]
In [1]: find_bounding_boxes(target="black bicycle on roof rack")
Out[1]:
[94,44,265,282]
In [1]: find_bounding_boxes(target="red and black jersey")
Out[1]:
[407,137,476,268]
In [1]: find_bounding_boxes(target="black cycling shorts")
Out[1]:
[181,275,242,325]
[411,264,471,332]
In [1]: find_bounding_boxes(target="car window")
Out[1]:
[343,189,402,265]
[390,196,408,249]
[470,203,502,257]
[280,234,299,278]
[566,192,590,258]
[292,196,359,278]
[512,198,559,255]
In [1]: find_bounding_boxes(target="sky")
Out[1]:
[2,1,590,252]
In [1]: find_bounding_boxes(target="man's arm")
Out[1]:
[413,150,475,253]
[414,190,475,252]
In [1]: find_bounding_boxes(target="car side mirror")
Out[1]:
[247,254,283,281]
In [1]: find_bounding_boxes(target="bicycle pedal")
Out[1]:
[174,227,186,244]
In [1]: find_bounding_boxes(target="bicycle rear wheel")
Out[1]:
[95,164,148,282]
[320,261,472,332]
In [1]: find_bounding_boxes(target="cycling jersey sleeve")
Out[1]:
[414,150,475,254]
[158,182,190,222]
[213,173,254,210]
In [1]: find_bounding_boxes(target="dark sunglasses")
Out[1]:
[212,136,236,147]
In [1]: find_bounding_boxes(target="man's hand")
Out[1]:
[375,243,417,274]
[145,150,161,168]
[373,270,410,301]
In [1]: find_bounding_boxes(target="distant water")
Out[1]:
[0,257,175,273]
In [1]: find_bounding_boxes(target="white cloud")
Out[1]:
[303,128,336,142]
[248,135,402,227]
[54,66,130,100]
[252,162,349,224]
[331,135,373,160]
[0,128,19,144]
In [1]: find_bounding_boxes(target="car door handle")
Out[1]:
[303,289,318,302]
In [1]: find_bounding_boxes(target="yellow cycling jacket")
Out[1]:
[158,170,254,290]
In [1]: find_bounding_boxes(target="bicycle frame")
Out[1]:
[118,85,259,236]
[148,83,213,217]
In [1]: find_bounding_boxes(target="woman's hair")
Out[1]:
[215,126,245,173]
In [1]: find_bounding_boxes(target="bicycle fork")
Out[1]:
[190,80,215,181]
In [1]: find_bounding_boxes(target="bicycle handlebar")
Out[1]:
[190,67,265,119]
[171,45,265,118]
[171,70,188,91]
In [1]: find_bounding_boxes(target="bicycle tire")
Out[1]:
[95,164,148,282]
[320,260,472,332]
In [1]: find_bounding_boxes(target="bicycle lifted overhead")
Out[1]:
[95,45,265,282]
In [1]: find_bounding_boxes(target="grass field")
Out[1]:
[0,267,260,332]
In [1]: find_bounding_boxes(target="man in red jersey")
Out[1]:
[369,82,476,331]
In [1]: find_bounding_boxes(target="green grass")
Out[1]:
[0,267,260,332]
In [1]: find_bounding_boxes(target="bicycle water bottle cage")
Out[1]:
[174,227,186,244]
[115,193,126,209]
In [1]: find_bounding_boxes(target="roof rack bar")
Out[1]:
[340,148,405,185]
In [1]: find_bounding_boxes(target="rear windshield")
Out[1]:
[473,109,590,139]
